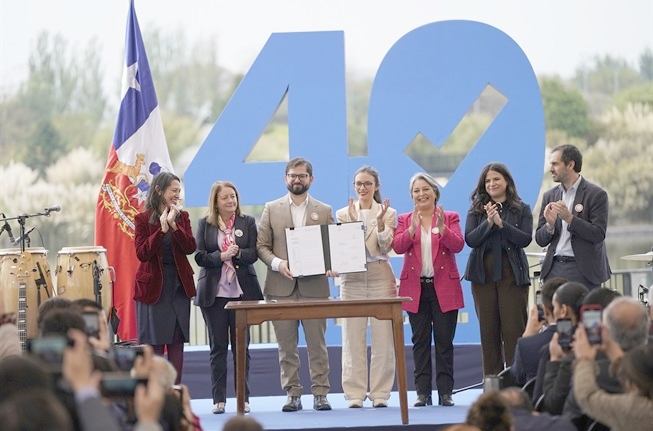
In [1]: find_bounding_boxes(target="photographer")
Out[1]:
[572,321,653,431]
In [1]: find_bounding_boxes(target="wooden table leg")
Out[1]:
[235,310,247,414]
[391,304,409,424]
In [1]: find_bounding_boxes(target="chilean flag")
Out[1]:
[95,0,173,341]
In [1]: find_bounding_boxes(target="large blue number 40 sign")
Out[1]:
[185,20,545,343]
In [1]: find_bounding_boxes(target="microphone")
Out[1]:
[44,205,61,213]
[3,221,16,245]
[12,227,35,246]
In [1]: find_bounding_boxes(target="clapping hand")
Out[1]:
[348,197,358,221]
[376,198,390,232]
[166,205,178,231]
[160,208,169,233]
[435,205,446,233]
[484,202,503,228]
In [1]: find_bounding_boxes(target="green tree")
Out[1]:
[539,77,591,138]
[614,82,653,110]
[574,55,641,95]
[583,105,653,223]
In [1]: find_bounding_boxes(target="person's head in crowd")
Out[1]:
[72,298,102,313]
[0,389,73,431]
[40,308,86,337]
[37,297,74,331]
[222,416,264,431]
[541,277,567,324]
[498,387,534,412]
[552,282,589,325]
[0,354,53,403]
[466,391,514,431]
[583,287,621,309]
[617,343,653,399]
[604,297,650,351]
[151,354,177,389]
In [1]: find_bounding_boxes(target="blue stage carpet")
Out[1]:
[183,344,483,399]
[183,344,484,430]
[190,389,484,431]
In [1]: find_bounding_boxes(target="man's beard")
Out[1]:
[287,182,309,195]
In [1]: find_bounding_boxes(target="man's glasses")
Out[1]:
[354,181,374,189]
[286,173,310,180]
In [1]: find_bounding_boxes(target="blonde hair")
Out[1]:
[206,181,242,226]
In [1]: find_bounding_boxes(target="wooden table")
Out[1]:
[225,297,412,424]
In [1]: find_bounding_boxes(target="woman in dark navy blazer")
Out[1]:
[464,162,532,377]
[392,172,465,408]
[194,181,263,415]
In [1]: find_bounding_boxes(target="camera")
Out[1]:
[580,304,602,345]
[82,311,100,339]
[100,373,148,398]
[556,318,573,351]
[112,345,146,372]
[535,290,544,322]
[27,335,74,369]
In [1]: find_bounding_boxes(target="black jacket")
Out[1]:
[463,202,533,286]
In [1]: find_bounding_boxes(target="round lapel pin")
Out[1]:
[234,229,243,237]
[574,204,584,213]
[311,212,319,221]
[431,227,440,235]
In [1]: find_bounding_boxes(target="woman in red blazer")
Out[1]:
[134,172,196,383]
[392,172,464,408]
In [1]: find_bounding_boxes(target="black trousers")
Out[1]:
[408,280,458,396]
[200,297,251,404]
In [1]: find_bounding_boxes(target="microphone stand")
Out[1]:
[1,209,56,252]
[93,260,103,308]
[34,262,51,307]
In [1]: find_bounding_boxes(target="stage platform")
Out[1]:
[183,343,484,430]
[190,389,483,430]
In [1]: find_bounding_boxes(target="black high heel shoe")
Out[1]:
[414,394,433,407]
[438,394,454,406]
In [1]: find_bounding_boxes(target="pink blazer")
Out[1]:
[392,210,464,313]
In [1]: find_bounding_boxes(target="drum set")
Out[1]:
[0,246,114,339]
[620,249,653,306]
[1,209,114,340]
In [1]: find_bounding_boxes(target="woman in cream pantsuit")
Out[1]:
[336,166,397,408]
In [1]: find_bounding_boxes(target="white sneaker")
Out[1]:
[348,398,364,408]
[373,398,388,408]
[244,402,251,413]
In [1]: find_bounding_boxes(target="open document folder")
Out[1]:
[285,221,367,277]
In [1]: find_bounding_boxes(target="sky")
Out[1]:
[1,0,652,95]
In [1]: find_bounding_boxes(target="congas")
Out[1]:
[0,248,54,340]
[55,246,113,318]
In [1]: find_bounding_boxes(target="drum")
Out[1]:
[0,247,54,340]
[55,246,113,318]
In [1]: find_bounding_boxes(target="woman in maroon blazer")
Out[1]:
[392,172,464,408]
[134,172,196,383]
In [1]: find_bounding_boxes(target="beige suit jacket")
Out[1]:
[335,200,397,257]
[257,194,334,297]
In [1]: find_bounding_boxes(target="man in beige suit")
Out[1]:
[257,157,335,412]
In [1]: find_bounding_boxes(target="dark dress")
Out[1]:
[137,232,190,344]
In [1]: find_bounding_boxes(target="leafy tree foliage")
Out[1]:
[539,77,591,137]
[583,105,653,223]
[574,55,641,95]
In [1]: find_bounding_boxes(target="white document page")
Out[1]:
[285,225,326,277]
[328,222,367,274]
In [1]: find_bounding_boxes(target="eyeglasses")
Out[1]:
[354,181,374,189]
[286,173,310,180]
